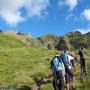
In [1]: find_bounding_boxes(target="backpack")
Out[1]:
[51,56,65,76]
[61,52,69,63]
[61,53,72,70]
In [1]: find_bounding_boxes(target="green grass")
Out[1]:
[0,33,90,89]
[0,34,26,48]
[41,49,90,90]
[76,49,90,90]
[0,47,59,87]
[0,34,59,88]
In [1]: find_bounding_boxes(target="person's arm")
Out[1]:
[75,50,80,55]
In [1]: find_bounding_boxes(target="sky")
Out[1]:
[0,0,90,37]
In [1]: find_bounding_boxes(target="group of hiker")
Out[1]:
[51,45,87,90]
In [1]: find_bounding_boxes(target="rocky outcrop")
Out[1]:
[55,36,71,50]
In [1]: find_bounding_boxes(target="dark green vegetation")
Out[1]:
[28,31,90,50]
[0,31,90,89]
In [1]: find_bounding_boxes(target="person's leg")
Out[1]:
[80,62,83,77]
[83,59,87,75]
[85,62,87,75]
[57,71,64,90]
[58,79,64,90]
[66,84,69,90]
[70,70,76,89]
[72,76,76,89]
[53,72,57,90]
[53,79,56,90]
[66,68,76,90]
[65,73,70,90]
[82,60,85,76]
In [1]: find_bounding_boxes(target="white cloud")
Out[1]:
[74,28,90,34]
[0,0,50,26]
[25,0,49,17]
[66,0,78,11]
[59,0,78,11]
[82,9,90,22]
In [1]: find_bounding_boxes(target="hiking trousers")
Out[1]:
[80,58,87,76]
[53,71,64,90]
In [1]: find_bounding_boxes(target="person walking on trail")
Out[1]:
[78,45,87,77]
[51,55,65,90]
[61,50,76,90]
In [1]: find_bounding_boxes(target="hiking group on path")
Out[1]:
[51,45,87,90]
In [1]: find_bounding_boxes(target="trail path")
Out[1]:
[32,72,52,90]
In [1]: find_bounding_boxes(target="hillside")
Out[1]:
[1,30,90,50]
[0,33,26,48]
[0,31,90,90]
[0,33,58,89]
[36,31,90,50]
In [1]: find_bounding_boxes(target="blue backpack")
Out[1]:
[61,52,69,63]
[51,56,65,75]
[61,53,72,69]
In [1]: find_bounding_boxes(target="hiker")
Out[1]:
[51,55,65,90]
[61,50,76,90]
[78,45,87,77]
[68,53,77,67]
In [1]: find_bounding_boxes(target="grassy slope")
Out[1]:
[0,33,90,89]
[0,34,59,88]
[41,49,90,90]
[76,49,90,90]
[0,34,26,48]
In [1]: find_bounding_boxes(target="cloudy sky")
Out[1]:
[0,0,90,37]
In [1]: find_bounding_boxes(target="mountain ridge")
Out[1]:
[0,30,90,50]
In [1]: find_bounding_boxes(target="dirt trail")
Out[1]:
[32,72,52,90]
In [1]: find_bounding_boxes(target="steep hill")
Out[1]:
[0,30,90,90]
[0,33,59,89]
[0,33,26,48]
